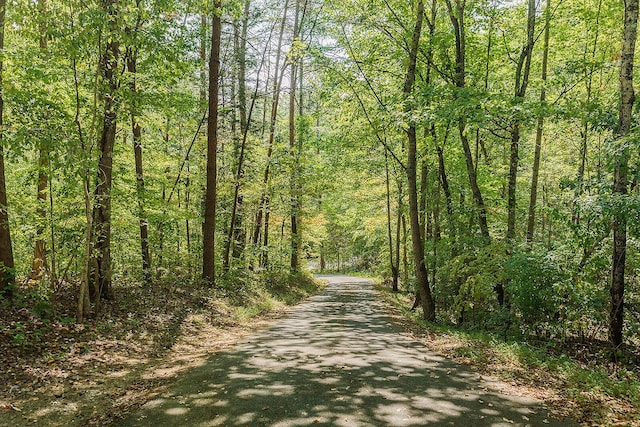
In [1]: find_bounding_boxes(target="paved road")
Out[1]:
[120,275,575,426]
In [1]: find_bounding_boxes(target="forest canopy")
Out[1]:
[0,0,638,356]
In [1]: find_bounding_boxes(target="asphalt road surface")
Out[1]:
[119,275,576,427]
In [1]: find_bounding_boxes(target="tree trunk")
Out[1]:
[419,160,428,243]
[506,0,536,242]
[126,40,152,284]
[31,0,49,280]
[262,197,270,267]
[69,7,91,320]
[253,0,289,254]
[445,0,490,242]
[574,0,603,226]
[224,1,275,270]
[89,0,120,301]
[405,0,435,321]
[231,0,250,262]
[224,9,247,271]
[385,150,398,292]
[0,0,13,298]
[526,0,550,244]
[289,0,301,272]
[610,0,637,353]
[202,2,222,285]
[402,214,409,283]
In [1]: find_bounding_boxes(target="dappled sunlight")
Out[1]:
[120,276,576,427]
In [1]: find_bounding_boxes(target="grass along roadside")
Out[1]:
[0,270,324,427]
[377,284,640,427]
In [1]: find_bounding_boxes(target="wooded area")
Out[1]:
[0,0,639,416]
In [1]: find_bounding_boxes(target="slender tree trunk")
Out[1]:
[262,198,270,267]
[90,0,120,301]
[506,0,536,241]
[224,15,244,271]
[0,0,13,297]
[31,0,49,280]
[126,38,152,284]
[253,0,289,255]
[436,144,453,218]
[574,0,602,226]
[185,171,192,275]
[445,0,490,242]
[156,125,169,276]
[385,150,398,291]
[419,161,428,243]
[405,0,435,321]
[401,214,409,283]
[231,0,251,262]
[69,2,91,320]
[202,2,222,285]
[526,0,550,244]
[394,187,402,288]
[224,2,274,270]
[289,0,301,271]
[610,0,637,353]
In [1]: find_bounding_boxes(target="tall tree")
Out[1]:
[289,0,303,271]
[573,0,603,227]
[385,149,399,292]
[90,0,120,301]
[0,0,14,298]
[202,0,222,285]
[126,0,151,284]
[506,0,536,241]
[405,0,435,321]
[252,0,289,265]
[444,0,490,242]
[224,0,275,271]
[610,0,638,352]
[526,0,551,243]
[231,0,251,262]
[31,0,49,280]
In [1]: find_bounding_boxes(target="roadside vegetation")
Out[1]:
[0,272,323,426]
[379,284,640,427]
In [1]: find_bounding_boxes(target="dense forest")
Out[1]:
[0,0,639,421]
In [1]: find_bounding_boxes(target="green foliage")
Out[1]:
[505,250,569,328]
[437,242,508,325]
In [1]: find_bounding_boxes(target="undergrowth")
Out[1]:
[0,269,324,396]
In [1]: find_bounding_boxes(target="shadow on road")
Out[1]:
[119,276,576,427]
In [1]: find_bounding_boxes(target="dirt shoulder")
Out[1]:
[377,285,639,427]
[0,274,321,426]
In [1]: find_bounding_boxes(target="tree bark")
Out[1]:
[89,0,120,301]
[0,0,14,298]
[405,0,435,321]
[202,1,222,285]
[610,0,637,352]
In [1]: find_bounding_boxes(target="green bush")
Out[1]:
[505,251,568,331]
